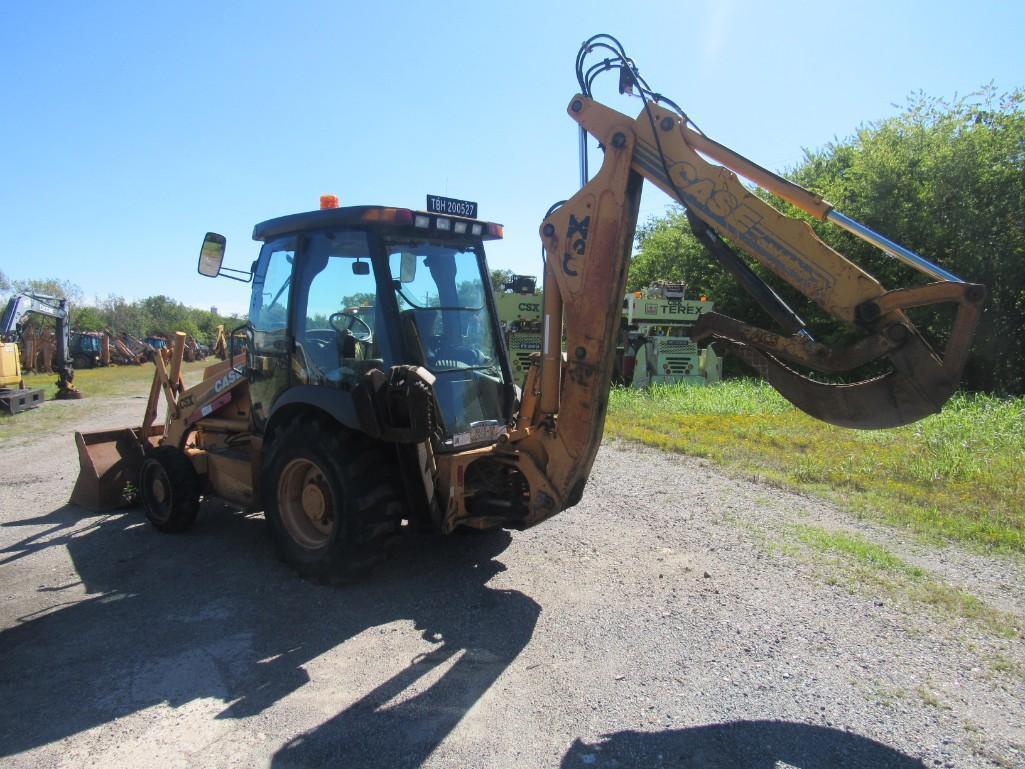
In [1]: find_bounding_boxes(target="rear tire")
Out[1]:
[140,446,201,533]
[263,416,405,581]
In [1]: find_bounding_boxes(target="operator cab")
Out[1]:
[199,198,514,451]
[72,333,102,354]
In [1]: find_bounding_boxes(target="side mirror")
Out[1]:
[198,233,227,277]
[400,252,417,283]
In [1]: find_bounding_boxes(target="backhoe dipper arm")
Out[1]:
[1,292,77,396]
[631,99,982,426]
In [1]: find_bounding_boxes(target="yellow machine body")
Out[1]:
[0,342,22,389]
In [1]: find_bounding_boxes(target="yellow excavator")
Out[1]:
[1,292,81,411]
[72,35,983,580]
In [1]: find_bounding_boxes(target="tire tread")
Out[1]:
[263,416,405,580]
[142,445,201,533]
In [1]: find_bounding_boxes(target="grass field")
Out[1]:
[606,380,1025,553]
[0,361,211,442]
[17,360,212,398]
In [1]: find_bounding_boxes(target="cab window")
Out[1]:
[250,238,295,355]
[294,230,392,388]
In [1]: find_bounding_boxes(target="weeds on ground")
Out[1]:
[915,684,952,710]
[987,653,1025,680]
[606,381,1025,553]
[787,523,1021,638]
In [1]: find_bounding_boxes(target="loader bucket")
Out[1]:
[70,426,163,512]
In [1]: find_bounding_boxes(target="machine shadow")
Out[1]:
[0,502,539,760]
[561,721,925,769]
[0,504,104,567]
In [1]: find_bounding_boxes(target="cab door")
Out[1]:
[248,236,297,425]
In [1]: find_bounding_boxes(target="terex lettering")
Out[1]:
[662,304,702,315]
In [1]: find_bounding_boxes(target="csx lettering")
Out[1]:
[518,302,540,312]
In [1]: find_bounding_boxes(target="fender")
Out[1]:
[268,384,361,434]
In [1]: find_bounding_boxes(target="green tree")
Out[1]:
[782,87,1025,392]
[11,277,83,307]
[139,295,201,339]
[490,268,515,291]
[72,305,105,331]
[98,294,150,336]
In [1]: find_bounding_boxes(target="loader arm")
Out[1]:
[439,41,983,532]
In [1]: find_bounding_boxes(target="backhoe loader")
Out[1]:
[72,36,984,581]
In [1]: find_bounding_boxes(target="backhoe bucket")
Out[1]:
[693,282,985,430]
[70,426,162,512]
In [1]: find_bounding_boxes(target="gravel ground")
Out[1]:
[1,396,1022,768]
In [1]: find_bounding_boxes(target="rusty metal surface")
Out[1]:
[70,426,162,511]
[697,281,984,430]
[692,313,901,373]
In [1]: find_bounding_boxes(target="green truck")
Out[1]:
[495,276,721,388]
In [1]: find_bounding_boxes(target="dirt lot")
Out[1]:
[1,395,1023,768]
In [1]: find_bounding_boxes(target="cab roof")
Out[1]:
[252,205,503,243]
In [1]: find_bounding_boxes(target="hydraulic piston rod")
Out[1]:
[578,126,589,187]
[826,210,963,283]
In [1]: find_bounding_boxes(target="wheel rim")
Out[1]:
[142,461,172,523]
[277,457,336,549]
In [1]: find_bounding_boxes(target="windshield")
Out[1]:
[387,241,509,444]
[390,244,486,310]
[388,243,500,376]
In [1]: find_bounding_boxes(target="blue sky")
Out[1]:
[2,1,1022,315]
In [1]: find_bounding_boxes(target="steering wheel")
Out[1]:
[433,344,489,367]
[328,312,373,342]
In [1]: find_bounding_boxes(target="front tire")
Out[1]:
[263,417,405,581]
[140,446,201,533]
